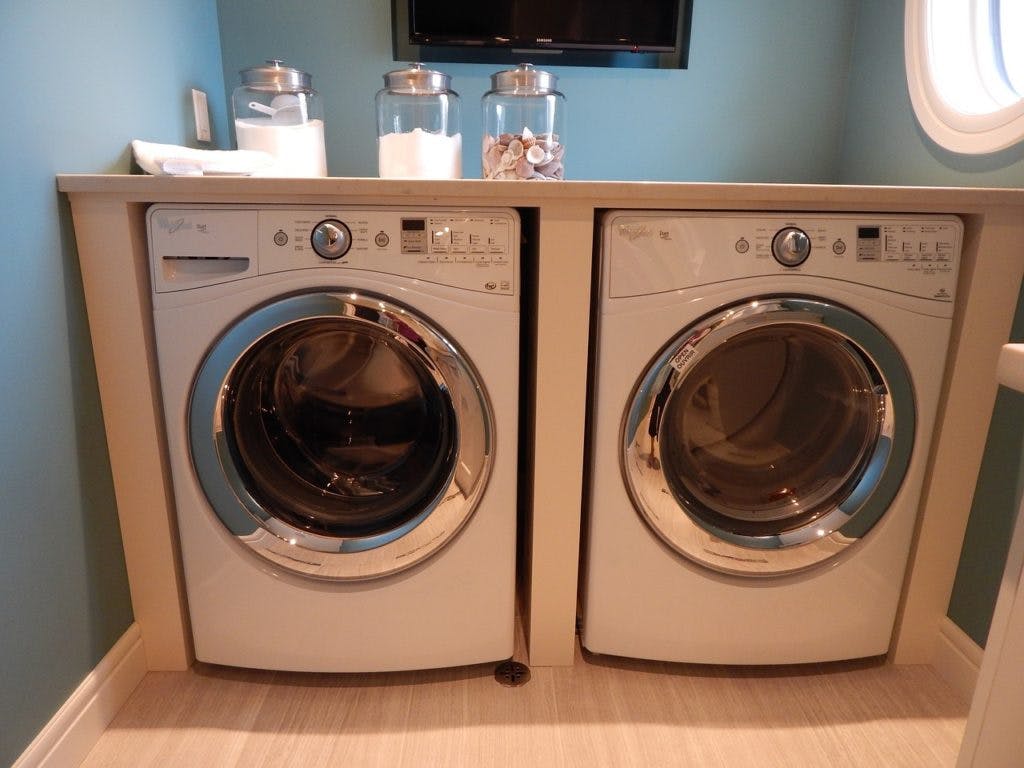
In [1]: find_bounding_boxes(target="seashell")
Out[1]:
[525,145,545,164]
[530,171,548,180]
[522,126,534,142]
[535,160,559,176]
[499,133,514,145]
[515,156,533,177]
[482,134,496,153]
[507,139,524,159]
[551,144,565,161]
[485,145,505,170]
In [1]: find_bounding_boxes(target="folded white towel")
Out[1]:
[131,140,274,176]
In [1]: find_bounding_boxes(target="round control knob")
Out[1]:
[311,219,352,260]
[771,227,811,267]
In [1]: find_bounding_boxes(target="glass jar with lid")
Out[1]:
[481,64,565,181]
[232,59,327,177]
[376,63,462,179]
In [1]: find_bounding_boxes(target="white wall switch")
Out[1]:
[192,88,211,143]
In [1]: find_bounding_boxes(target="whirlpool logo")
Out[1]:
[618,223,652,241]
[153,214,211,234]
[155,215,192,234]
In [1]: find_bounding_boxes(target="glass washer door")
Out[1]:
[622,297,915,576]
[189,290,493,581]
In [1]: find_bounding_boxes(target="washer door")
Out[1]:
[189,291,492,581]
[623,297,915,576]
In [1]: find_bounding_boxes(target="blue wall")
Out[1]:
[0,1,227,763]
[839,0,1024,647]
[216,0,858,182]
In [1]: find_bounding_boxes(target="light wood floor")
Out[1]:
[80,644,967,768]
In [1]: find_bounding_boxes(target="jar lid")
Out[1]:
[383,63,454,94]
[240,60,312,91]
[489,63,559,94]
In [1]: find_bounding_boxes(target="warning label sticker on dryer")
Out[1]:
[669,343,698,372]
[668,327,713,372]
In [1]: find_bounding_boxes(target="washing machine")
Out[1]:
[147,204,519,672]
[582,211,962,665]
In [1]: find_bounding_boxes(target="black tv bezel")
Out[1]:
[391,0,694,70]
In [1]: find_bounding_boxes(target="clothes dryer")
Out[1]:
[582,211,961,664]
[148,205,519,672]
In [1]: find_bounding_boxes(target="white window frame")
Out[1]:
[906,0,1024,154]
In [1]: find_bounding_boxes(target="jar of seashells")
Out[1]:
[481,64,565,180]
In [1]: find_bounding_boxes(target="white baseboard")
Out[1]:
[933,615,983,705]
[13,623,147,768]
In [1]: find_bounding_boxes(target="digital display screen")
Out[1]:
[402,219,426,231]
[858,226,880,239]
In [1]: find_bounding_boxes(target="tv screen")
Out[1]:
[393,0,693,69]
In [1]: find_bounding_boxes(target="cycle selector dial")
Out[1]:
[771,226,811,267]
[311,219,352,260]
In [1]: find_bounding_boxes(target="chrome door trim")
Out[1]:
[189,290,494,581]
[622,297,915,576]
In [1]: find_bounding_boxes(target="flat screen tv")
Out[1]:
[391,0,694,69]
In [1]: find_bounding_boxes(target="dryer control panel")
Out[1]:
[605,212,962,305]
[148,205,519,295]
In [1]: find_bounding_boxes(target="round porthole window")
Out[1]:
[906,0,1024,154]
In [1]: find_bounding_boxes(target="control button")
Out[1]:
[735,238,750,254]
[832,239,846,255]
[311,219,352,260]
[374,231,390,248]
[273,229,289,247]
[771,227,811,267]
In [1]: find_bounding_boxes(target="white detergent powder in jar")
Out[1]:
[235,117,327,177]
[378,128,462,179]
[232,60,328,177]
[376,64,462,180]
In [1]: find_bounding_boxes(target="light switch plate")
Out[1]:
[192,88,211,143]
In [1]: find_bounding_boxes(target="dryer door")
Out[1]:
[623,297,915,576]
[189,290,492,581]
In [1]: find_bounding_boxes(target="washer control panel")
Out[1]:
[749,219,960,270]
[605,212,962,303]
[260,209,516,295]
[148,206,519,295]
[852,223,959,263]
